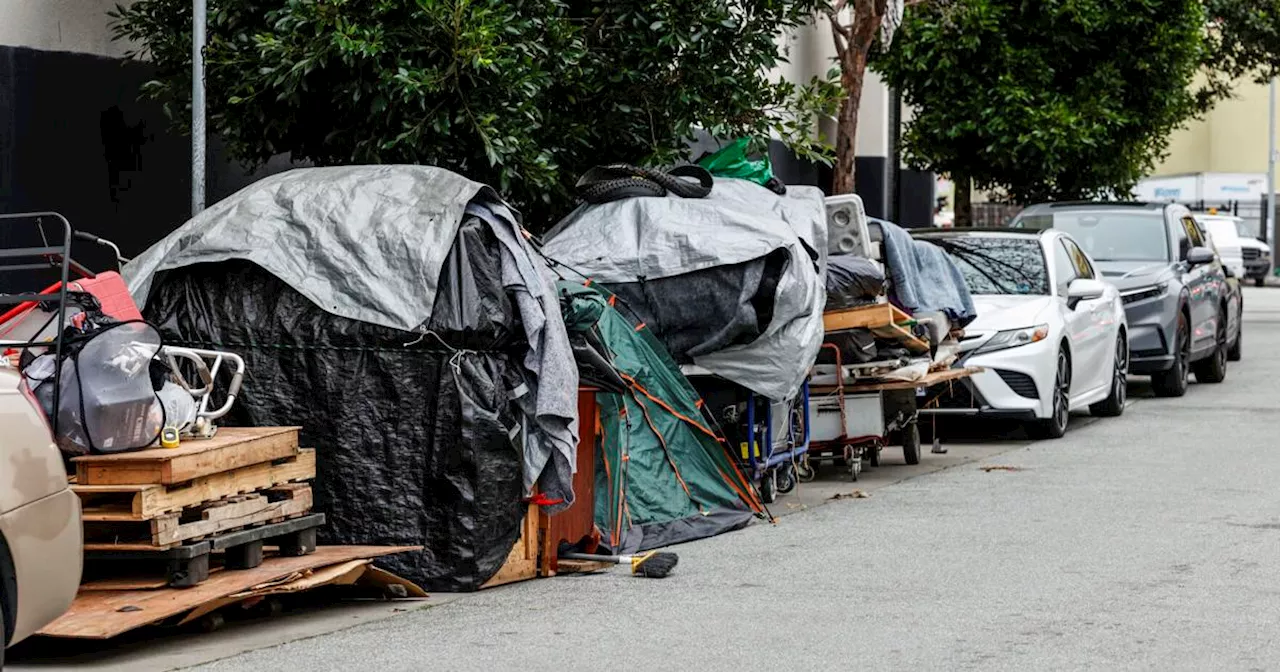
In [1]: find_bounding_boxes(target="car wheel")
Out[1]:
[1193,308,1229,383]
[1028,349,1070,440]
[1152,312,1190,398]
[1090,333,1128,417]
[1227,310,1243,362]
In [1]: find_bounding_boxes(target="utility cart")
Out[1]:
[682,365,810,504]
[804,302,978,481]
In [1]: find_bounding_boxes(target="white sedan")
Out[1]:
[912,228,1129,439]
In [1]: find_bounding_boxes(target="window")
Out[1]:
[1062,238,1095,279]
[1173,217,1190,260]
[1053,240,1079,296]
[925,236,1050,296]
[1044,210,1170,262]
[1182,217,1206,249]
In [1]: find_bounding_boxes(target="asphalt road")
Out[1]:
[165,286,1280,672]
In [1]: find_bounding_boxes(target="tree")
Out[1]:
[873,0,1209,225]
[824,0,928,195]
[1203,1,1280,99]
[112,0,839,225]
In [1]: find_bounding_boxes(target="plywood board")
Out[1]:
[37,546,421,639]
[75,449,316,520]
[73,427,301,486]
[480,502,539,589]
[834,366,981,394]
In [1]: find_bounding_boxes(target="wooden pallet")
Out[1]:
[822,303,931,354]
[82,485,315,549]
[72,426,301,486]
[74,449,316,521]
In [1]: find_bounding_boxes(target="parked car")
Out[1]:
[1200,213,1271,286]
[0,364,82,666]
[1012,202,1238,397]
[1193,214,1246,281]
[912,228,1128,439]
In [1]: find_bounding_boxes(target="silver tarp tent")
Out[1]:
[543,178,827,401]
[125,165,579,512]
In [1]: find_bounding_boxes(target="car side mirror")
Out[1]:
[1066,278,1106,308]
[1186,246,1215,266]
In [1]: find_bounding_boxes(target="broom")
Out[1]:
[559,551,679,578]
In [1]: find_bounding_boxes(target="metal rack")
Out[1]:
[0,211,74,433]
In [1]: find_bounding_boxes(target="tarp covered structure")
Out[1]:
[543,178,828,401]
[126,166,578,591]
[559,281,763,552]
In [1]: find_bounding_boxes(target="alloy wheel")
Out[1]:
[1113,337,1128,406]
[1053,352,1070,433]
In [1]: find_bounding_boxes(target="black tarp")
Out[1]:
[145,218,528,592]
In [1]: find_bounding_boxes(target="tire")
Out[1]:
[1227,315,1243,362]
[1028,348,1071,440]
[866,444,881,468]
[776,464,796,494]
[1152,311,1191,398]
[759,470,777,504]
[1255,277,1266,288]
[1090,333,1128,417]
[1192,308,1229,384]
[902,421,922,465]
[1,602,5,670]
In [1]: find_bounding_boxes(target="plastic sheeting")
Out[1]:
[825,254,885,309]
[543,178,827,401]
[131,166,579,591]
[879,221,977,326]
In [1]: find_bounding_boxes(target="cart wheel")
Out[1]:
[796,457,817,483]
[849,454,862,481]
[759,470,778,504]
[777,464,797,494]
[866,444,881,468]
[902,422,922,465]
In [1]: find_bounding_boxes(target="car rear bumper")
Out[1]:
[0,489,82,645]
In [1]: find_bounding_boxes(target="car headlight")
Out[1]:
[1122,282,1168,305]
[973,324,1050,355]
[1262,249,1272,259]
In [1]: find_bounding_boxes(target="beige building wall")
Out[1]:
[0,0,136,58]
[1153,79,1275,188]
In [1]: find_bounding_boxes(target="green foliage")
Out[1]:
[1203,1,1280,98]
[873,0,1209,204]
[112,0,840,223]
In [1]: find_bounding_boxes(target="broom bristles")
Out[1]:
[630,551,678,578]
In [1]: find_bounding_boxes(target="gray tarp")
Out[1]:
[543,178,827,401]
[123,165,578,507]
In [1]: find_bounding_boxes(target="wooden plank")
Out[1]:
[831,366,982,394]
[82,488,313,549]
[73,427,301,486]
[37,546,421,639]
[75,449,316,521]
[480,502,539,589]
[822,303,913,333]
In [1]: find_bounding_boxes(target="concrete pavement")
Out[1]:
[13,288,1280,671]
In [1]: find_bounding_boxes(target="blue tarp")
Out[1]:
[879,222,977,327]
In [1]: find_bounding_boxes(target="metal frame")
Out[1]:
[0,212,73,434]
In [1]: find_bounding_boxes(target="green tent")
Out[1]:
[559,281,763,552]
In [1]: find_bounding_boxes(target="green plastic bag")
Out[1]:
[697,138,781,191]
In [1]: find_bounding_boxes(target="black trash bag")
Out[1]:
[825,254,886,310]
[24,320,165,457]
[145,217,528,592]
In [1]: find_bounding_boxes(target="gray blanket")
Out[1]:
[880,221,977,326]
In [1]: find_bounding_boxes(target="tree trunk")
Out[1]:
[954,172,973,227]
[832,49,867,195]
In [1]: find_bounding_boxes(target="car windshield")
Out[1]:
[924,236,1049,296]
[1021,211,1169,262]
